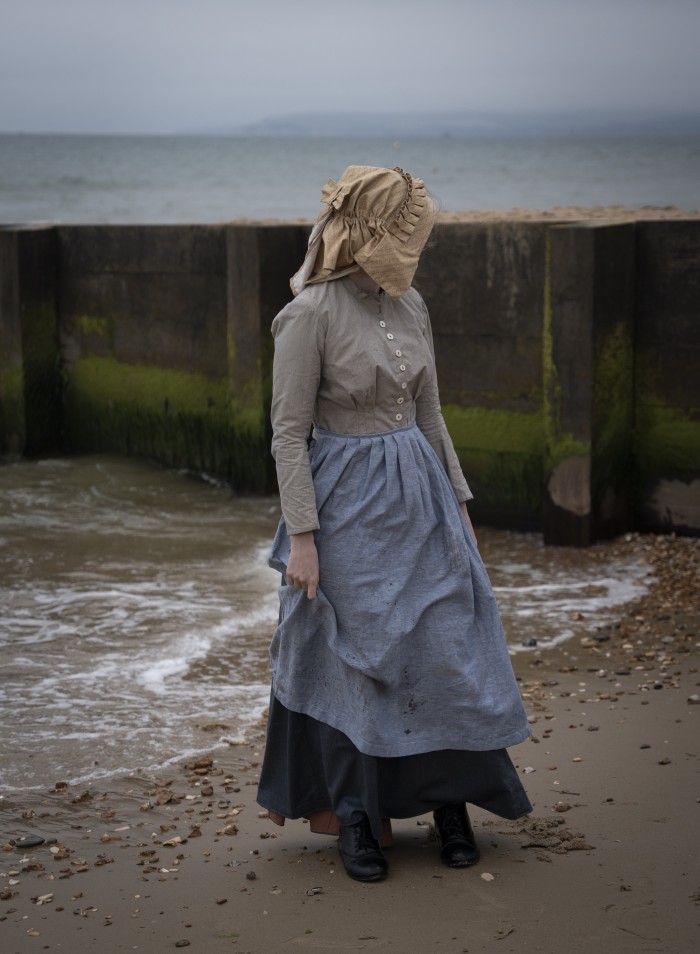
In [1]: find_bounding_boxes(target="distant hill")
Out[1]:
[205,109,700,138]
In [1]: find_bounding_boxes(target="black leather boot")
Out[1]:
[338,815,388,882]
[433,803,480,867]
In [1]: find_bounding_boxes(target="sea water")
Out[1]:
[0,456,650,793]
[1,132,699,224]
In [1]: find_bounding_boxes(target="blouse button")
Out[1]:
[397,397,404,405]
[395,413,403,421]
[395,350,402,357]
[386,333,394,340]
[401,382,407,389]
[399,363,406,371]
[379,320,386,328]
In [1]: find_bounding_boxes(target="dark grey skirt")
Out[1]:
[257,694,532,842]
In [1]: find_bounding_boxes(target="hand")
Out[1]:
[286,531,319,600]
[459,502,478,547]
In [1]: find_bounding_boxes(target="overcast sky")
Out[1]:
[1,0,699,134]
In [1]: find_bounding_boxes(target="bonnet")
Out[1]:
[290,165,437,300]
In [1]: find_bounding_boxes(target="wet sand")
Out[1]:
[2,533,698,953]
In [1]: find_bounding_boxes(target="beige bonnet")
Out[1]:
[290,165,437,299]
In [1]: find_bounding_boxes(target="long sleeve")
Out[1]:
[270,299,326,534]
[415,300,473,503]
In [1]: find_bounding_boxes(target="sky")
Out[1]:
[1,0,699,134]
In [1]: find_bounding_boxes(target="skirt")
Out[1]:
[260,423,532,840]
[257,694,532,842]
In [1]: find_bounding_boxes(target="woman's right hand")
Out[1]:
[286,531,319,600]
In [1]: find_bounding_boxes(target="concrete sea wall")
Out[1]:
[1,220,698,542]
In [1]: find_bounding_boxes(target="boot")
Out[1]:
[433,803,480,867]
[338,815,388,882]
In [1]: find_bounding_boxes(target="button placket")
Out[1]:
[380,305,408,426]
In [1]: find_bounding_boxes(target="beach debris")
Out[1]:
[50,845,71,860]
[554,803,572,813]
[184,756,214,776]
[658,757,672,765]
[31,893,54,905]
[175,941,191,948]
[522,766,535,774]
[71,790,93,804]
[306,886,323,895]
[217,823,239,836]
[215,897,228,904]
[481,872,495,881]
[688,694,700,705]
[162,836,183,847]
[246,871,257,880]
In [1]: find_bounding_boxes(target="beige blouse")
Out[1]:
[271,277,472,534]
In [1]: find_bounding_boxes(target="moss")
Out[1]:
[63,356,268,489]
[635,352,700,489]
[591,321,634,505]
[442,404,544,455]
[442,404,545,514]
[76,314,114,344]
[635,399,700,475]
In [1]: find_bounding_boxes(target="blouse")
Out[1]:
[270,276,472,535]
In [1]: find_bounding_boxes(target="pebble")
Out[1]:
[14,836,45,850]
[175,942,191,949]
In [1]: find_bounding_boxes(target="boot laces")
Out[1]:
[436,804,469,840]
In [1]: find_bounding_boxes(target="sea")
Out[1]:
[0,131,681,795]
[0,456,651,794]
[1,132,699,223]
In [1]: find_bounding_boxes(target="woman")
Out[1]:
[257,166,531,882]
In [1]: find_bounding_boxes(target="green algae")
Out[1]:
[635,399,700,475]
[76,314,114,343]
[634,354,700,500]
[442,404,545,515]
[64,356,268,489]
[591,322,634,507]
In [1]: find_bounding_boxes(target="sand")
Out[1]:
[2,533,698,954]
[228,204,700,226]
